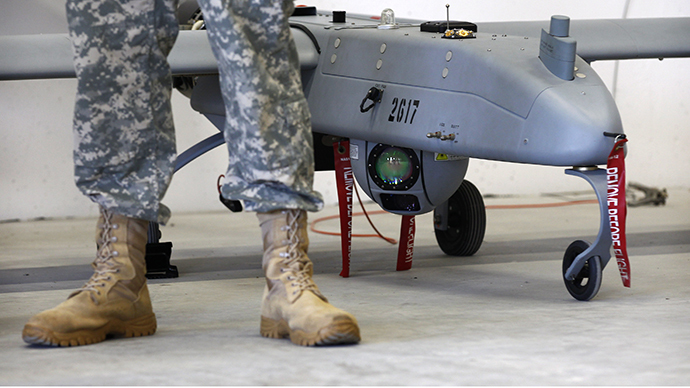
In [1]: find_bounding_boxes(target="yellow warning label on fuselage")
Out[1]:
[434,153,466,162]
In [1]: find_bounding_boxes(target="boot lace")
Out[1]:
[74,208,122,304]
[279,210,320,297]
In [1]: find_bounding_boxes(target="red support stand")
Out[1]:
[396,215,415,271]
[333,140,353,277]
[332,140,417,275]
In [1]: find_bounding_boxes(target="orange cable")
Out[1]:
[485,199,598,209]
[352,183,397,244]
[309,184,397,244]
[310,197,598,239]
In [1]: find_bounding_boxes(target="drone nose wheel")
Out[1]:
[562,240,603,301]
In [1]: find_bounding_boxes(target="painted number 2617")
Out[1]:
[388,98,420,124]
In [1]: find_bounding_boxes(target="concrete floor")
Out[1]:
[1,189,689,385]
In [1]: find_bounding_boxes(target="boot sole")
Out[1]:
[22,313,157,347]
[260,316,360,346]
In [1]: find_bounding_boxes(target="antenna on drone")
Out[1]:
[439,3,476,39]
[446,4,451,32]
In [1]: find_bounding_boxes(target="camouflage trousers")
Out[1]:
[66,0,324,224]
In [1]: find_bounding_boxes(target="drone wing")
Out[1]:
[0,27,319,80]
[477,18,690,61]
[2,16,688,81]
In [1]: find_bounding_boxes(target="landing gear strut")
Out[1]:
[562,167,613,301]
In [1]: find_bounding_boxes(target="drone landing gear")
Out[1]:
[563,240,602,301]
[142,115,227,280]
[433,180,486,256]
[432,169,617,301]
[562,168,612,301]
[145,222,179,279]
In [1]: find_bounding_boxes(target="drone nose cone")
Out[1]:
[520,79,623,167]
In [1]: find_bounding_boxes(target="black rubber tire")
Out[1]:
[562,240,602,301]
[434,180,486,256]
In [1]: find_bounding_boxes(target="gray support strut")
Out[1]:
[563,168,613,280]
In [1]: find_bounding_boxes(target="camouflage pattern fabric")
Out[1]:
[198,0,323,214]
[66,0,179,224]
[66,0,323,224]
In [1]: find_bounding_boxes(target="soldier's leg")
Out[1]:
[69,0,179,224]
[198,0,360,346]
[22,0,179,346]
[198,0,322,212]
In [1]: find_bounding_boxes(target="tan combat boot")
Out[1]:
[257,209,360,346]
[22,207,156,346]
